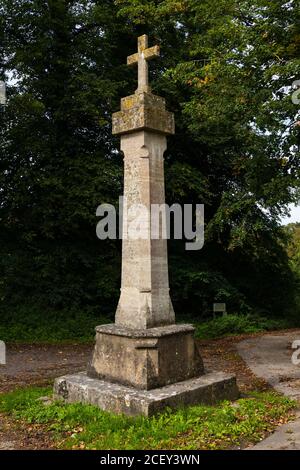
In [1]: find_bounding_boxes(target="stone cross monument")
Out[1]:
[54,35,238,416]
[113,34,175,330]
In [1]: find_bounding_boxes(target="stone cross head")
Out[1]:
[127,35,160,94]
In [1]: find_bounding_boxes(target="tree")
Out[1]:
[0,0,299,323]
[116,0,300,315]
[0,0,132,313]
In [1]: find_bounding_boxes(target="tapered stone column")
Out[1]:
[114,112,175,329]
[112,38,175,329]
[54,35,239,416]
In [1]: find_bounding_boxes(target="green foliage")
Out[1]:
[286,223,300,274]
[194,314,295,340]
[0,309,294,343]
[0,305,111,343]
[0,0,126,314]
[284,223,300,314]
[170,257,250,316]
[0,386,295,450]
[116,0,300,316]
[0,0,299,324]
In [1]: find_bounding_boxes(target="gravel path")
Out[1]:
[238,331,300,450]
[0,343,92,393]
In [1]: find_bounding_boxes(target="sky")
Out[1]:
[281,204,300,225]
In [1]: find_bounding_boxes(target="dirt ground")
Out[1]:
[0,343,92,394]
[0,332,291,450]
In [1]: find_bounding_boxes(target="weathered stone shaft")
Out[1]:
[115,130,174,329]
[112,67,175,330]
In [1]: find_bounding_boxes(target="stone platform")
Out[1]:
[87,324,204,390]
[54,370,239,417]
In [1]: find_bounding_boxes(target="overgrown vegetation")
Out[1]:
[0,306,112,343]
[0,310,296,344]
[0,386,296,450]
[194,314,297,340]
[286,223,300,309]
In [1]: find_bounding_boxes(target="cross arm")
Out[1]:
[127,53,139,66]
[143,45,160,60]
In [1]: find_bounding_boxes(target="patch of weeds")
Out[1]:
[0,387,296,450]
[0,307,112,343]
[193,314,292,340]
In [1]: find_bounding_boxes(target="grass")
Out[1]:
[0,310,297,344]
[194,314,295,340]
[0,386,296,450]
[0,308,111,344]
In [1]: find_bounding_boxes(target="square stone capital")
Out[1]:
[112,92,175,136]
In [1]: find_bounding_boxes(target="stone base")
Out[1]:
[54,371,239,417]
[87,324,204,390]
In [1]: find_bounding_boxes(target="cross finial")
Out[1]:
[127,35,160,94]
